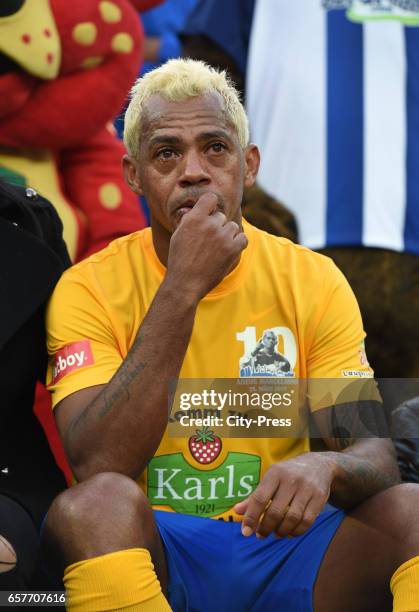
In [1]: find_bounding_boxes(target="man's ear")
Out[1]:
[122,155,143,195]
[244,144,260,188]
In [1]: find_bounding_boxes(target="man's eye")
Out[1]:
[157,148,175,160]
[209,142,226,153]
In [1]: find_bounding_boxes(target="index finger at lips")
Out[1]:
[190,192,218,217]
[241,473,279,536]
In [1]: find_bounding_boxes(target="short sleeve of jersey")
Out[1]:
[307,259,372,377]
[306,259,377,411]
[46,266,123,408]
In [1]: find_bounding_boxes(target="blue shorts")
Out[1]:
[155,507,345,612]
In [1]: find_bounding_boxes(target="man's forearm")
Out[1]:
[322,439,401,509]
[60,193,248,481]
[66,279,198,481]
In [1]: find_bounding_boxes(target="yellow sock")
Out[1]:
[391,556,419,612]
[64,547,172,612]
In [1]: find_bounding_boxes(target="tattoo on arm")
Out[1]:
[67,333,146,444]
[340,453,397,489]
[99,359,146,419]
[330,450,400,508]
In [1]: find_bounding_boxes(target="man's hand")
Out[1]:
[235,437,401,539]
[166,192,248,301]
[234,453,334,538]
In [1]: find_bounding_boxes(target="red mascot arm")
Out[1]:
[60,125,146,259]
[0,73,35,119]
[0,61,140,149]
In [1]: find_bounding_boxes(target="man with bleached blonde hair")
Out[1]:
[123,58,250,159]
[42,58,419,612]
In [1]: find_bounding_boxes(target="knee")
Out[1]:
[377,483,419,517]
[382,483,419,563]
[43,473,152,565]
[385,483,419,533]
[358,483,419,543]
[47,472,150,535]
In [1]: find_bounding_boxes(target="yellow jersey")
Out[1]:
[46,220,373,520]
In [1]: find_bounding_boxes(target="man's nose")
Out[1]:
[179,150,210,187]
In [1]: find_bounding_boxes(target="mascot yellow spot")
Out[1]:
[99,183,122,209]
[111,32,134,54]
[73,23,98,46]
[81,56,104,69]
[99,1,122,23]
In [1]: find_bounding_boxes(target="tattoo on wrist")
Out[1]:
[334,453,398,504]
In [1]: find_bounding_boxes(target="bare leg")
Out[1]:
[42,472,168,593]
[314,483,419,612]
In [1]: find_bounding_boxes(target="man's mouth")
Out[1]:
[176,199,196,215]
[173,193,225,219]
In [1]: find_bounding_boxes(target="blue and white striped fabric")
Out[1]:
[247,2,419,254]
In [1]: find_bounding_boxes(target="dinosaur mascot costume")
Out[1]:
[0,0,162,261]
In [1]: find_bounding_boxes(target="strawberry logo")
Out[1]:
[188,428,222,464]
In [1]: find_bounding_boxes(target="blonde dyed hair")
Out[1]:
[124,58,249,159]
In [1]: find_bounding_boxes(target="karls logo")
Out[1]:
[147,452,261,516]
[51,340,94,384]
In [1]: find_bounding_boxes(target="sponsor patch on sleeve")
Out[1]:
[50,340,94,385]
[341,369,373,378]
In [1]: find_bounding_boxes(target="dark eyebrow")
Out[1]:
[148,135,181,148]
[148,130,233,149]
[197,130,233,143]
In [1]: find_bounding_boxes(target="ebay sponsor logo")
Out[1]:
[51,340,94,384]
